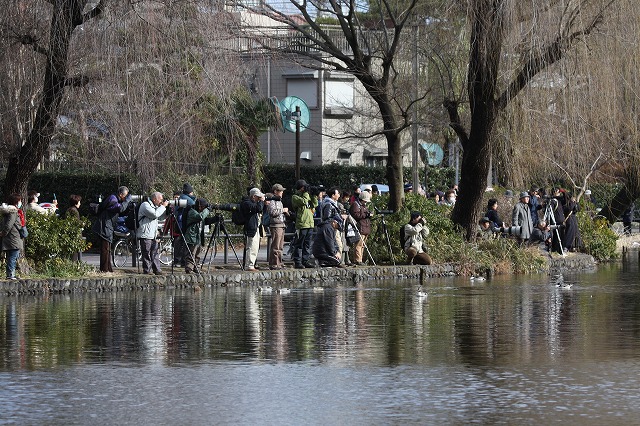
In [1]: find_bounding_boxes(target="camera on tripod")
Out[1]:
[547,224,563,231]
[203,215,223,225]
[373,206,394,215]
[493,226,522,236]
[209,203,239,212]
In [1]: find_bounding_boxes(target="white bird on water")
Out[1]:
[416,286,428,298]
[277,288,291,295]
[557,282,573,290]
[257,285,273,293]
[470,275,486,281]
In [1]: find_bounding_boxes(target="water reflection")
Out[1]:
[2,258,640,422]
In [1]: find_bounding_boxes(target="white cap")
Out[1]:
[249,188,265,198]
[584,190,592,195]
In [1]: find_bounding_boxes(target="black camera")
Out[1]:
[204,215,222,225]
[308,185,325,197]
[374,206,394,215]
[209,203,239,212]
[265,195,281,201]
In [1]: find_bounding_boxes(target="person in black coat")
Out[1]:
[312,219,342,267]
[240,187,265,271]
[91,186,131,272]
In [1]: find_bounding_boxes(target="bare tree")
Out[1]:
[231,0,424,211]
[3,0,105,197]
[444,0,616,239]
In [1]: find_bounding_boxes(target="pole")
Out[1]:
[411,22,419,191]
[295,105,301,180]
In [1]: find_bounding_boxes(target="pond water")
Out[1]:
[1,254,640,424]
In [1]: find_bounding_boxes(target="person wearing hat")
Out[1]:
[511,191,534,242]
[312,218,343,267]
[349,190,372,265]
[476,217,494,240]
[528,187,541,227]
[402,211,432,265]
[291,179,318,269]
[267,183,288,269]
[183,197,210,274]
[240,188,266,271]
[404,183,413,193]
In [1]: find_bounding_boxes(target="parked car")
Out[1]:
[360,184,389,194]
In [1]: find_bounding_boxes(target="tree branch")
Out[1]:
[10,33,49,56]
[80,0,106,25]
[443,98,469,148]
[496,0,615,112]
[64,74,93,88]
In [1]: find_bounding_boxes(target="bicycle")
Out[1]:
[112,231,173,268]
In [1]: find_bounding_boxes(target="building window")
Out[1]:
[337,148,352,165]
[287,79,318,108]
[325,80,354,109]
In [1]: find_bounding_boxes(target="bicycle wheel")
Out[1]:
[113,239,132,268]
[158,238,173,265]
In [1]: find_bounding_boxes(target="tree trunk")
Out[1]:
[385,132,404,212]
[3,1,82,198]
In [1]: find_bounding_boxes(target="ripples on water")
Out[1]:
[1,257,640,424]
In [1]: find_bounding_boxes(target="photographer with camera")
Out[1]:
[241,188,266,272]
[267,184,288,270]
[173,183,197,267]
[291,179,318,269]
[530,220,552,251]
[321,187,348,262]
[92,186,131,272]
[136,192,169,275]
[402,211,432,265]
[183,198,209,274]
[512,192,534,243]
[349,190,372,265]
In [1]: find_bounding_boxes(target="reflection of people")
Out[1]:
[1,194,24,280]
[402,211,432,265]
[137,192,168,275]
[92,186,131,272]
[312,219,342,267]
[241,188,265,272]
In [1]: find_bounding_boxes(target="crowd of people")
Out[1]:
[0,180,628,279]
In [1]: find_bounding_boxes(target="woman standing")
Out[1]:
[1,194,25,280]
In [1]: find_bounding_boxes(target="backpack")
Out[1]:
[231,203,248,226]
[262,210,271,228]
[124,202,143,231]
[181,205,194,232]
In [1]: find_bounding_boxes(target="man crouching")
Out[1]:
[312,218,343,267]
[402,211,432,265]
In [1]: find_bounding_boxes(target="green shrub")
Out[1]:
[25,212,91,264]
[578,211,618,261]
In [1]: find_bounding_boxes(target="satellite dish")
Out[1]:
[278,96,310,133]
[418,141,444,166]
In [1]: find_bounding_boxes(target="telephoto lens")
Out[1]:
[130,194,144,202]
[167,199,187,208]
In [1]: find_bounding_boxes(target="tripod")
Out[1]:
[200,212,243,271]
[346,215,376,266]
[165,208,198,274]
[373,208,396,266]
[543,199,565,256]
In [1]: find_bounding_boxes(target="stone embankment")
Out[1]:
[0,253,600,296]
